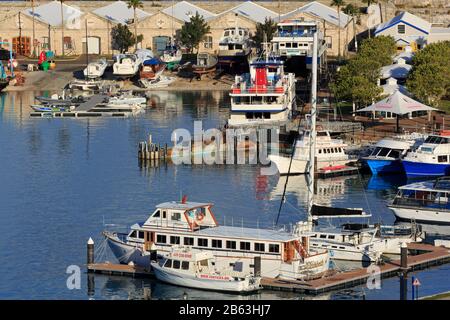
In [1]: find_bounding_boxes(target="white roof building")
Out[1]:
[162,1,216,22]
[92,0,151,25]
[22,0,83,28]
[380,60,412,80]
[221,1,278,24]
[380,77,410,96]
[280,1,350,28]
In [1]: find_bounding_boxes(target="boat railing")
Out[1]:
[231,84,286,95]
[276,31,315,38]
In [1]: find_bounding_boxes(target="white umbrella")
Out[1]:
[357,90,438,132]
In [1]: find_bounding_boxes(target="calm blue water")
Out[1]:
[0,91,448,300]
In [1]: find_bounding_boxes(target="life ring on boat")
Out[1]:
[196,212,205,221]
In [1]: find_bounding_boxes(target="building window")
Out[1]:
[255,243,265,252]
[212,239,222,248]
[42,36,50,49]
[398,24,405,34]
[240,241,251,251]
[204,36,213,49]
[156,234,167,243]
[63,36,72,50]
[325,36,332,49]
[269,244,280,253]
[184,237,194,246]
[170,236,180,244]
[226,240,236,249]
[198,238,208,247]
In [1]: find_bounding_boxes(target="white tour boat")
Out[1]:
[218,27,253,67]
[389,177,450,224]
[151,246,262,293]
[269,130,351,175]
[83,58,108,79]
[104,199,330,280]
[227,53,296,127]
[113,53,142,77]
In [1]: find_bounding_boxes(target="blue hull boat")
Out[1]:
[366,159,404,175]
[402,160,450,178]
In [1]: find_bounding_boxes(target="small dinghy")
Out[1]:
[139,75,175,89]
[84,58,108,79]
[151,246,262,293]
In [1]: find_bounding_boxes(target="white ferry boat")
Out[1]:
[389,177,450,224]
[269,130,351,175]
[104,200,330,280]
[151,246,262,293]
[227,54,296,127]
[401,132,450,178]
[271,20,326,69]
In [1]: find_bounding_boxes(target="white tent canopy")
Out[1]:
[358,90,437,115]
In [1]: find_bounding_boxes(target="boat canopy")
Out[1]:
[143,58,163,66]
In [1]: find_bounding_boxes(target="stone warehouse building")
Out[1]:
[0,1,355,57]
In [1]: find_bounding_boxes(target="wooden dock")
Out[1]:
[316,165,359,179]
[261,243,450,294]
[30,111,129,117]
[86,243,449,295]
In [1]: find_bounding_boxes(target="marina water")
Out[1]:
[0,90,449,299]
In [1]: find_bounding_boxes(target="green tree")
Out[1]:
[253,18,278,49]
[358,35,396,66]
[331,0,345,58]
[127,0,144,50]
[406,41,450,107]
[111,24,136,53]
[178,12,211,53]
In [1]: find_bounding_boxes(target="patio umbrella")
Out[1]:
[357,90,438,132]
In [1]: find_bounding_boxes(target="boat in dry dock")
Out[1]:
[84,58,108,79]
[151,246,262,293]
[104,199,330,280]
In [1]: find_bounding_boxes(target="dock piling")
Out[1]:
[87,237,94,265]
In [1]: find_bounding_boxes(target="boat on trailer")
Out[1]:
[151,246,262,293]
[104,199,330,280]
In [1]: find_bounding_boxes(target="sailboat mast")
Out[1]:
[306,30,318,228]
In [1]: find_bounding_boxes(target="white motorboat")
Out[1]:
[89,102,144,113]
[84,58,108,79]
[139,75,175,89]
[218,27,253,66]
[151,246,262,293]
[108,92,147,105]
[269,130,351,175]
[113,53,142,77]
[389,177,450,224]
[69,79,104,91]
[104,199,329,280]
[227,53,296,127]
[161,46,182,71]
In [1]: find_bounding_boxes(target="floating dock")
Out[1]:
[30,111,129,117]
[87,243,450,295]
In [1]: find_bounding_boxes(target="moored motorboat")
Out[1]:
[31,104,76,112]
[269,130,351,175]
[69,79,104,91]
[84,58,108,79]
[113,53,142,78]
[151,246,262,293]
[139,75,175,89]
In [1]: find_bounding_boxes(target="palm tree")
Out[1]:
[330,0,345,58]
[343,3,359,53]
[127,0,144,50]
[59,0,65,56]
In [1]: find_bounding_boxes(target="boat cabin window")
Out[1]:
[240,242,251,251]
[378,148,390,157]
[156,234,167,244]
[212,239,222,248]
[319,234,327,239]
[173,260,181,269]
[389,149,402,159]
[138,231,144,239]
[425,136,449,144]
[164,259,172,268]
[162,211,167,219]
[318,149,322,154]
[371,147,382,156]
[420,146,434,153]
[129,230,137,238]
[198,238,208,247]
[152,210,160,218]
[184,237,194,246]
[182,261,189,270]
[171,211,181,221]
[226,240,236,249]
[438,155,448,163]
[269,244,280,253]
[328,235,335,240]
[255,243,265,252]
[170,236,180,244]
[286,43,292,48]
[198,259,208,267]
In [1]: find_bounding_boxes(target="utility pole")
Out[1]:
[18,12,22,55]
[48,24,52,51]
[31,0,36,57]
[85,18,89,78]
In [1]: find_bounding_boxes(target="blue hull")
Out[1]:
[402,160,450,178]
[366,159,403,175]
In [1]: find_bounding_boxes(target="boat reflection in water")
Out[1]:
[366,174,407,191]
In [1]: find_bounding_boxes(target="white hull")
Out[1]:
[105,234,328,280]
[139,76,175,89]
[310,240,379,262]
[151,263,261,293]
[390,206,450,224]
[84,60,107,79]
[269,155,349,175]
